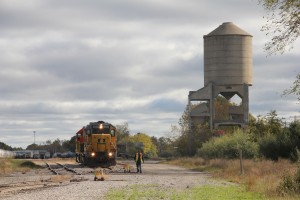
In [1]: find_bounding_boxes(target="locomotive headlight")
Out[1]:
[99,124,103,129]
[108,152,113,157]
[91,152,96,157]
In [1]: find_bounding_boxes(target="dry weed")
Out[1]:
[0,158,12,174]
[167,157,299,199]
[50,175,71,183]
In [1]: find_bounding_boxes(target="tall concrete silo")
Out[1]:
[189,22,253,129]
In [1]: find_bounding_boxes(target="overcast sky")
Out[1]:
[1,0,299,149]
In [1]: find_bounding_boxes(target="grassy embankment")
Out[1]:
[166,157,300,200]
[0,158,42,174]
[106,158,299,200]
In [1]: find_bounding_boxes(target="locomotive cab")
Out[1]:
[75,121,117,166]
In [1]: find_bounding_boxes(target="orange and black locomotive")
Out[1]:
[75,121,117,166]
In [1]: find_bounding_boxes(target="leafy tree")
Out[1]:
[26,143,39,150]
[248,114,269,140]
[248,110,284,141]
[214,95,231,120]
[265,110,283,134]
[151,136,158,150]
[175,96,239,156]
[62,136,76,152]
[0,141,13,151]
[247,110,300,160]
[259,1,300,103]
[130,133,157,157]
[259,0,300,54]
[156,136,178,158]
[115,122,130,144]
[289,120,300,161]
[12,147,23,151]
[283,73,300,101]
[176,105,191,156]
[258,131,293,160]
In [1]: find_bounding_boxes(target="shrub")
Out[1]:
[197,129,259,159]
[259,132,293,161]
[277,167,300,196]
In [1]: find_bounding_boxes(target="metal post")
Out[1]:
[33,131,36,144]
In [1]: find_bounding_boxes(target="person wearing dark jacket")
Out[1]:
[134,151,144,173]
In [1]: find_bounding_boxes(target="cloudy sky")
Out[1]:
[1,0,299,149]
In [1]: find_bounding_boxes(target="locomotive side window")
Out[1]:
[110,130,115,136]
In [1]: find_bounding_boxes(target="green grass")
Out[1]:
[105,184,264,200]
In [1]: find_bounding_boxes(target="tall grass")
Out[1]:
[166,157,300,199]
[0,158,41,174]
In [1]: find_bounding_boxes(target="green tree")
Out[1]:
[258,131,293,160]
[259,1,300,103]
[26,143,39,150]
[156,136,177,157]
[0,141,13,150]
[214,95,231,120]
[248,110,284,140]
[116,122,130,144]
[52,138,64,153]
[283,73,300,101]
[130,133,157,157]
[175,96,236,156]
[62,136,76,152]
[259,0,300,54]
[12,147,23,151]
[289,120,300,161]
[175,105,192,156]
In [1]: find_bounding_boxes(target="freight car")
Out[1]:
[0,149,15,158]
[75,121,117,166]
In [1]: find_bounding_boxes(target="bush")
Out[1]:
[259,133,293,161]
[277,167,300,196]
[197,129,259,159]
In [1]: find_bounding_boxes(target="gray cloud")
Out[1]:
[0,0,299,148]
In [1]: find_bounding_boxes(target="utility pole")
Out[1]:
[33,131,36,144]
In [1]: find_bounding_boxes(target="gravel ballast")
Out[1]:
[0,160,231,200]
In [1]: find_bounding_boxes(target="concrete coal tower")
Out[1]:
[189,22,253,130]
[204,22,252,86]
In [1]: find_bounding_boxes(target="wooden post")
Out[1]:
[239,149,244,175]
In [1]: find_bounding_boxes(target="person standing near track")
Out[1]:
[134,150,144,173]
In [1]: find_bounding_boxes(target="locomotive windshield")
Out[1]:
[91,124,109,134]
[85,122,116,136]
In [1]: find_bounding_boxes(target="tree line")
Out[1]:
[1,104,299,161]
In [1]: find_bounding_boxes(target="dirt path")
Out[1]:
[0,159,230,200]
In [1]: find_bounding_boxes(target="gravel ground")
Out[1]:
[0,160,232,200]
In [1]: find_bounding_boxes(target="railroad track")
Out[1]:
[45,162,82,175]
[45,162,135,176]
